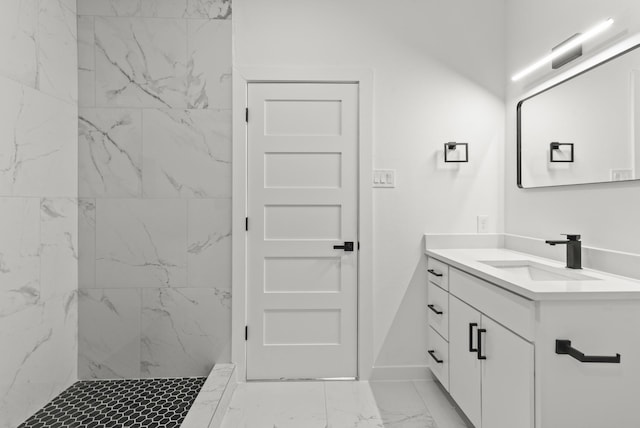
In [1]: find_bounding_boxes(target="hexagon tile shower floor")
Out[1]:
[18,377,206,427]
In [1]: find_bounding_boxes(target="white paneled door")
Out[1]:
[246,83,359,380]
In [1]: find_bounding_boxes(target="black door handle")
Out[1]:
[428,350,444,364]
[555,340,621,363]
[469,323,478,353]
[427,304,443,315]
[333,241,354,252]
[477,328,487,360]
[427,269,443,277]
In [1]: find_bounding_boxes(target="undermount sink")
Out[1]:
[479,260,599,282]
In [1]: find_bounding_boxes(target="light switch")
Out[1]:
[373,170,396,188]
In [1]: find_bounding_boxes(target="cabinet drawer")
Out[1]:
[428,282,449,340]
[428,257,449,290]
[428,326,450,391]
[449,268,535,341]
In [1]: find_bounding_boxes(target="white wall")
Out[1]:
[506,0,640,254]
[234,0,506,371]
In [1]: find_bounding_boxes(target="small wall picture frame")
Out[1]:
[550,142,574,162]
[444,142,469,163]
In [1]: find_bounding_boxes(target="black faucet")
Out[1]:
[545,234,582,269]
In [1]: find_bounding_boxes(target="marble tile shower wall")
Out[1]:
[0,0,78,427]
[76,0,233,381]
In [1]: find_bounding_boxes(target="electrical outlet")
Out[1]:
[477,215,489,234]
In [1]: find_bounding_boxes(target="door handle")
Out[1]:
[428,350,444,364]
[477,328,487,360]
[333,241,354,252]
[469,323,478,353]
[427,304,443,315]
[427,269,443,277]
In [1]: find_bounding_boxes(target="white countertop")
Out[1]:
[426,247,640,301]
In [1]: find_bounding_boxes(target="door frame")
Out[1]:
[232,67,374,382]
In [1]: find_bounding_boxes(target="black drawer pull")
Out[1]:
[427,269,443,277]
[469,323,478,353]
[477,328,487,360]
[427,304,443,315]
[333,241,354,252]
[555,340,621,364]
[428,350,443,364]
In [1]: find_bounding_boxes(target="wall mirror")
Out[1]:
[517,43,640,188]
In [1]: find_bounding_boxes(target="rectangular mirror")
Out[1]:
[517,43,640,188]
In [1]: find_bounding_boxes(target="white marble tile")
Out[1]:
[78,16,96,107]
[79,108,142,197]
[95,17,189,108]
[414,380,473,428]
[181,363,235,428]
[77,0,143,17]
[186,0,231,19]
[0,76,77,197]
[37,0,78,104]
[78,288,141,379]
[221,382,327,428]
[139,0,189,18]
[325,382,385,428]
[78,199,96,288]
[0,197,41,319]
[0,291,77,428]
[208,365,237,428]
[140,287,229,377]
[187,199,231,288]
[142,109,231,197]
[95,199,187,288]
[0,0,38,88]
[40,198,78,300]
[187,19,231,109]
[370,381,438,428]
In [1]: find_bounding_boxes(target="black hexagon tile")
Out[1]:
[19,377,206,427]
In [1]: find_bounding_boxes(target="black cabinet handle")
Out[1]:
[469,323,478,353]
[333,241,354,252]
[427,269,443,277]
[477,328,487,360]
[428,350,444,364]
[427,304,443,315]
[555,340,621,364]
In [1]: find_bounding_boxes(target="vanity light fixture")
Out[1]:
[550,142,574,163]
[511,18,614,81]
[444,142,468,163]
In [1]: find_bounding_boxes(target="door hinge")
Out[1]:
[245,108,249,123]
[245,326,248,341]
[245,217,249,231]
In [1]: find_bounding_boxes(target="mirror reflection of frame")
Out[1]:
[517,42,640,188]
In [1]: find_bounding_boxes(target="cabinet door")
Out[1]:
[449,295,482,428]
[481,316,534,428]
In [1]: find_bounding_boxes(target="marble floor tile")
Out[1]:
[78,288,141,380]
[325,381,385,428]
[414,380,473,428]
[221,381,327,428]
[181,364,235,428]
[370,381,438,428]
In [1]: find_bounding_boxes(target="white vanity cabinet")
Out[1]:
[426,252,640,428]
[447,273,534,428]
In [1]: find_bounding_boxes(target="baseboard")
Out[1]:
[370,365,433,381]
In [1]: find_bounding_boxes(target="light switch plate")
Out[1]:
[477,215,489,233]
[373,170,396,188]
